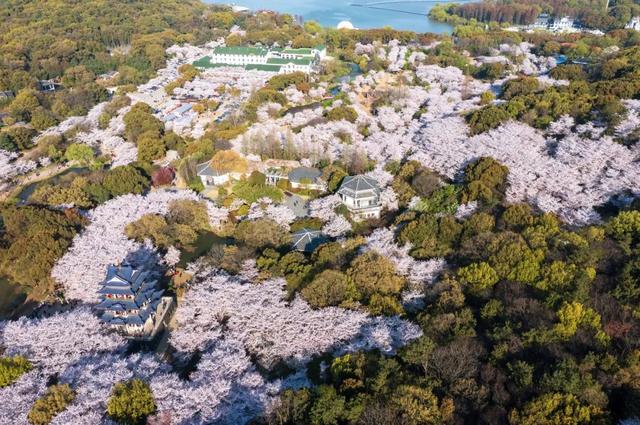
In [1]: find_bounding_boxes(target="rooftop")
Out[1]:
[197,161,228,177]
[291,228,326,252]
[284,193,309,217]
[212,46,268,56]
[245,64,282,72]
[192,56,243,69]
[288,167,322,183]
[267,57,314,66]
[338,175,380,198]
[96,264,165,327]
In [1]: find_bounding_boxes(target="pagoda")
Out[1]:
[95,264,171,339]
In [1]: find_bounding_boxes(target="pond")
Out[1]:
[205,0,468,33]
[177,232,232,268]
[17,167,91,203]
[0,277,29,320]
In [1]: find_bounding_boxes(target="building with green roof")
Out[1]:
[194,44,324,74]
[245,64,282,72]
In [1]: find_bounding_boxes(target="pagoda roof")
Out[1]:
[338,175,380,199]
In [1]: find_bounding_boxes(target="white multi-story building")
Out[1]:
[194,45,326,74]
[529,14,579,33]
[626,16,640,30]
[549,16,577,32]
[337,175,382,220]
[209,46,269,66]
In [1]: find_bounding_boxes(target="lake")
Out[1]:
[0,277,28,320]
[17,167,91,203]
[205,0,460,33]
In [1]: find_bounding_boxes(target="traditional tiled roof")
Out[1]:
[291,228,326,252]
[96,264,164,327]
[338,175,380,199]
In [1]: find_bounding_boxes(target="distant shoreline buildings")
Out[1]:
[625,16,640,31]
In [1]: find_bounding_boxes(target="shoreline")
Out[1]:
[205,0,456,33]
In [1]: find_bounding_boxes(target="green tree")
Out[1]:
[400,336,436,376]
[234,218,290,250]
[64,143,95,165]
[61,65,95,87]
[10,89,40,122]
[309,386,347,425]
[107,379,156,425]
[507,360,534,390]
[301,270,356,308]
[0,355,32,388]
[457,262,499,293]
[103,165,150,197]
[508,392,607,425]
[28,384,75,425]
[5,126,36,150]
[30,107,58,131]
[347,252,406,300]
[393,385,444,425]
[467,105,510,135]
[326,105,358,123]
[267,388,311,424]
[123,103,163,143]
[137,132,166,162]
[208,11,235,29]
[461,157,509,205]
[607,210,640,253]
[0,206,84,292]
[0,132,17,151]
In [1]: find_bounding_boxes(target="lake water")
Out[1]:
[205,0,460,33]
[0,277,27,320]
[17,167,90,203]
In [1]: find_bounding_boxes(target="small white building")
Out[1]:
[196,161,231,187]
[95,264,173,340]
[37,80,60,92]
[549,16,576,32]
[337,175,382,221]
[265,167,287,186]
[288,167,326,191]
[626,16,640,31]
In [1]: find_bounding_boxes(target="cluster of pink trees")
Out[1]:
[171,270,422,369]
[51,190,227,301]
[0,150,37,191]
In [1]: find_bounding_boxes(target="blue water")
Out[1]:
[205,0,460,33]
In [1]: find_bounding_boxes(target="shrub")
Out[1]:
[461,157,509,205]
[301,270,356,308]
[28,384,75,425]
[151,167,175,186]
[0,355,32,388]
[467,105,510,135]
[107,379,156,425]
[103,165,150,197]
[326,105,358,123]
